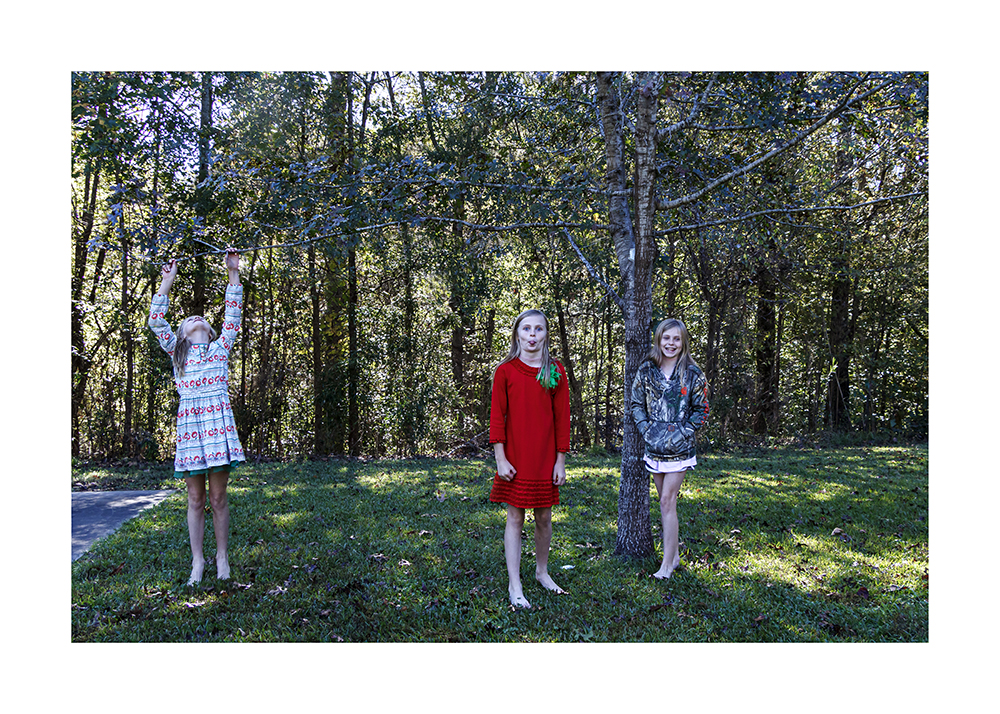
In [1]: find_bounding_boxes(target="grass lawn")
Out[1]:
[71,444,928,642]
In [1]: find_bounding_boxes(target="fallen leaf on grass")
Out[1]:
[831,527,852,542]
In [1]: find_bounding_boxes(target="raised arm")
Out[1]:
[219,248,243,354]
[157,258,179,296]
[149,259,178,355]
[225,248,240,286]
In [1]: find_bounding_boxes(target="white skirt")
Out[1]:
[644,454,697,474]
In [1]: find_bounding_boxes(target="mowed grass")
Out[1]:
[71,445,928,642]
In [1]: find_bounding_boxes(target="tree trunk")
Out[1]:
[598,72,658,559]
[826,120,854,430]
[309,243,326,452]
[348,241,360,455]
[71,74,114,458]
[553,266,590,449]
[71,161,102,458]
[753,261,779,435]
[604,303,615,451]
[119,173,134,457]
[346,73,364,457]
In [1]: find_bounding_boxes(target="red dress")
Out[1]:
[489,358,571,508]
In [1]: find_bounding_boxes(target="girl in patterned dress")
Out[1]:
[489,309,571,608]
[629,318,710,580]
[148,250,245,585]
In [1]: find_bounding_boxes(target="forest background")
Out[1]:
[71,71,928,462]
[71,70,928,556]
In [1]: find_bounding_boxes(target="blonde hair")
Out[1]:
[650,318,700,373]
[173,316,217,377]
[497,309,558,388]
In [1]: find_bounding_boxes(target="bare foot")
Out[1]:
[509,585,531,609]
[652,557,681,581]
[187,559,205,585]
[535,572,566,594]
[216,553,230,580]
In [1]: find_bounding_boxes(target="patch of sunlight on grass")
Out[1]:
[271,512,313,528]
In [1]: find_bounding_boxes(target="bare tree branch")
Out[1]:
[562,229,623,309]
[656,192,927,236]
[656,74,893,212]
[656,73,718,140]
[98,216,613,264]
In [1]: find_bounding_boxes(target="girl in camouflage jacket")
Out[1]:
[629,318,709,579]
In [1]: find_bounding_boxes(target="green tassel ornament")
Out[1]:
[536,363,561,389]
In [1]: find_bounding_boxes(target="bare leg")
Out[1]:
[533,507,565,593]
[504,505,530,608]
[652,471,685,580]
[208,469,231,579]
[184,476,207,584]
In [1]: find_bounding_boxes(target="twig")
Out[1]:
[656,74,893,213]
[657,73,717,140]
[562,229,623,309]
[656,192,927,236]
[447,429,490,457]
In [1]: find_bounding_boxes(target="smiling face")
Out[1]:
[659,327,682,362]
[650,318,691,370]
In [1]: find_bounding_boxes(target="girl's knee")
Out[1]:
[187,490,207,510]
[533,508,552,527]
[208,488,229,512]
[506,507,526,528]
[660,490,680,509]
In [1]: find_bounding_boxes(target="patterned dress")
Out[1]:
[148,284,246,478]
[488,358,570,509]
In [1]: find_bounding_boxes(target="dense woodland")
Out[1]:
[71,71,927,554]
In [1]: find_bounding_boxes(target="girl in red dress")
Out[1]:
[489,309,571,608]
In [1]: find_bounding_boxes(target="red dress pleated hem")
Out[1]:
[489,479,560,509]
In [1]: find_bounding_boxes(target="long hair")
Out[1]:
[497,308,557,388]
[649,318,700,374]
[172,316,218,377]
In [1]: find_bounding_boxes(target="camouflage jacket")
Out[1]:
[629,358,710,463]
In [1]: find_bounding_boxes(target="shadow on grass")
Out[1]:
[71,445,927,642]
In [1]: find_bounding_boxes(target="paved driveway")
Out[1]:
[72,490,178,560]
